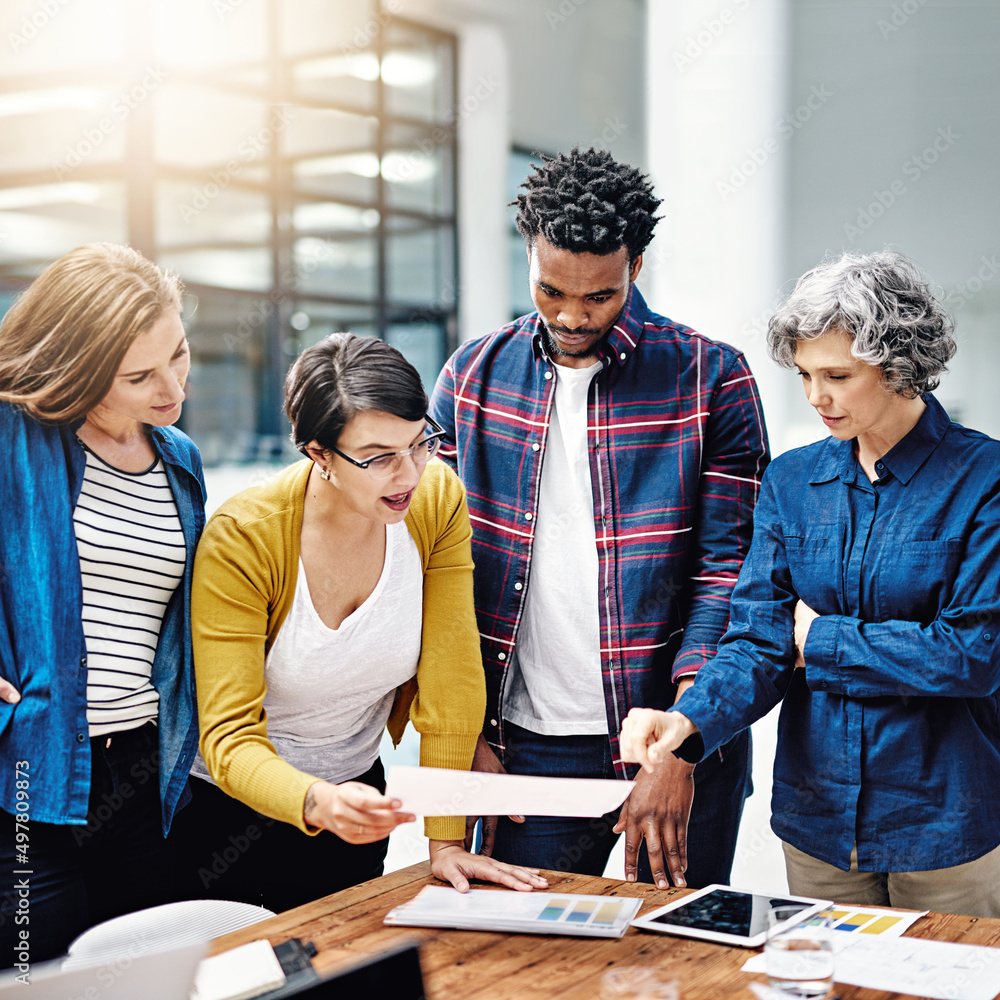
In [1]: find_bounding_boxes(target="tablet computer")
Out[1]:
[630,884,832,948]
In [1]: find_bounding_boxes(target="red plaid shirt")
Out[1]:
[429,286,770,775]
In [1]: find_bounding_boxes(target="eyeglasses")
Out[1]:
[329,416,446,481]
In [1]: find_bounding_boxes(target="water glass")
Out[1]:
[764,906,834,999]
[600,966,680,1000]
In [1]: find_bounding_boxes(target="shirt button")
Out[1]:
[80,655,87,668]
[544,371,553,380]
[525,512,532,520]
[985,633,994,642]
[619,351,626,360]
[498,652,506,661]
[875,462,884,470]
[532,443,540,451]
[514,582,523,591]
[820,681,829,690]
[489,718,498,727]
[77,733,86,743]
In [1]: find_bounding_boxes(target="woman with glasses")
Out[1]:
[174,333,547,911]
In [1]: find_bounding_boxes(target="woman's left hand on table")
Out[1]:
[428,840,549,893]
[793,599,820,669]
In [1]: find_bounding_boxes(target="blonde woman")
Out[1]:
[0,244,205,964]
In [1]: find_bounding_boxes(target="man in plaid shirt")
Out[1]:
[429,148,770,888]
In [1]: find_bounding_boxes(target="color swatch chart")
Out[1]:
[538,897,627,928]
[808,905,926,938]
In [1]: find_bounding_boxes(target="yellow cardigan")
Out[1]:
[191,458,485,842]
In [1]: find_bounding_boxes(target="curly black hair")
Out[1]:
[513,147,662,262]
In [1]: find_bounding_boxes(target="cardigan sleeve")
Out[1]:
[406,462,486,841]
[192,510,323,835]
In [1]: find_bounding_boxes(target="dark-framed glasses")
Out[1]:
[330,416,446,481]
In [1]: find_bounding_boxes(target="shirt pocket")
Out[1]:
[782,524,843,613]
[876,537,963,621]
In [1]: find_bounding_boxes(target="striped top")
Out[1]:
[74,444,186,736]
[429,284,770,776]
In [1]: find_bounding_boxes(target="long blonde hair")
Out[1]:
[0,244,184,424]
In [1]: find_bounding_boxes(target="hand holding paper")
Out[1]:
[385,766,633,818]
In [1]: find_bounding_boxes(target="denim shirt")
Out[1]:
[676,395,1000,871]
[0,403,206,833]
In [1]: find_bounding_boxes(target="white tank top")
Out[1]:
[203,519,423,785]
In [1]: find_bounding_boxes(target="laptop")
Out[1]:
[0,940,207,1000]
[264,942,426,1000]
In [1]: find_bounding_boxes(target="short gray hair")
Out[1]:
[767,250,956,398]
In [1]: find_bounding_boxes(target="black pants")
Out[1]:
[0,723,172,968]
[170,760,389,914]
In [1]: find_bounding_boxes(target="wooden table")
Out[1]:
[210,863,1000,999]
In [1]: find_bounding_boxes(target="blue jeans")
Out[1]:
[490,722,751,887]
[0,723,172,968]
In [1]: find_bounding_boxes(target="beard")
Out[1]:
[540,323,608,361]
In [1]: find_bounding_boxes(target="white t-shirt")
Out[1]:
[504,360,606,735]
[192,519,423,786]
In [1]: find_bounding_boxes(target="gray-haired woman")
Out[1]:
[620,250,1000,916]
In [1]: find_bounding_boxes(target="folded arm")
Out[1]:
[801,489,1000,699]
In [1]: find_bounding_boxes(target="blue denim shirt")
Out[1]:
[0,404,206,833]
[675,395,1000,871]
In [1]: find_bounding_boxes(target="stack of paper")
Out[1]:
[385,886,642,939]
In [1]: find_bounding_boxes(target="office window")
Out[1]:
[0,0,458,462]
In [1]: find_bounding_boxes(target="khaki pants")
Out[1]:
[782,840,1000,918]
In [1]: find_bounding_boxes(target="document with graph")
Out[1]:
[384,886,642,939]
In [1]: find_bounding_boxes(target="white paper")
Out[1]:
[742,931,1000,1000]
[191,940,285,1000]
[384,766,633,817]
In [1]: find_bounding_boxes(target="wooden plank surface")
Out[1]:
[209,863,1000,999]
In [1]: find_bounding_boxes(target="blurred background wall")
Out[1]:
[2,0,998,887]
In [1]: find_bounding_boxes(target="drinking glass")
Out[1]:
[600,966,680,1000]
[764,906,835,999]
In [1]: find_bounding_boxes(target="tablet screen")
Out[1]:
[648,889,808,938]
